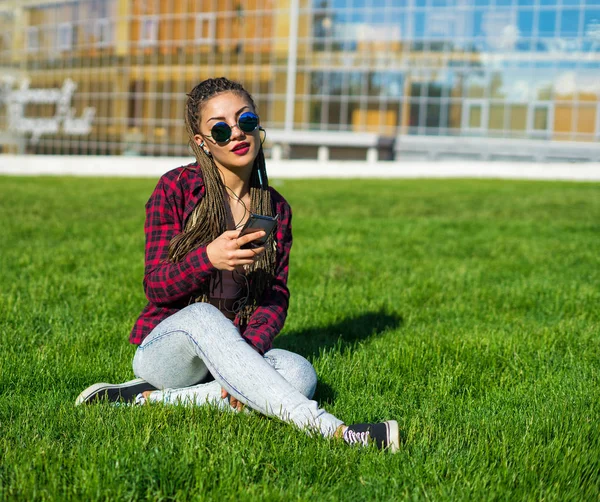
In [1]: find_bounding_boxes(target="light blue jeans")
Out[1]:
[132,303,344,437]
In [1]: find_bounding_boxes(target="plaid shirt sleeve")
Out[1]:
[240,193,292,354]
[143,176,215,305]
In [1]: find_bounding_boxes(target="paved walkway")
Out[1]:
[1,155,599,181]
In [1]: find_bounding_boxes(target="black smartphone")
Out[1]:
[238,213,279,249]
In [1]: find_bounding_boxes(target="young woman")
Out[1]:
[76,77,399,452]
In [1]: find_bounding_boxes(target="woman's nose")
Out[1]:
[229,123,244,140]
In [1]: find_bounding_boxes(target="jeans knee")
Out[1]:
[295,355,318,399]
[133,330,210,389]
[185,302,222,320]
[268,349,318,399]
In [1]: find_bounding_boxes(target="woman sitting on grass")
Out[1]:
[76,77,399,452]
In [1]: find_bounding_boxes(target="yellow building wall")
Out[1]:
[352,109,397,133]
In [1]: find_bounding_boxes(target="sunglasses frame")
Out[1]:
[207,111,260,144]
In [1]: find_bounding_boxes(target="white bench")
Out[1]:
[266,130,395,162]
[394,135,600,163]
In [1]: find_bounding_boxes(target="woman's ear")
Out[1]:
[194,134,212,156]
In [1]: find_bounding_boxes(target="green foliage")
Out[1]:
[1,176,599,501]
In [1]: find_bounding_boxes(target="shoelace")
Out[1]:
[343,428,370,446]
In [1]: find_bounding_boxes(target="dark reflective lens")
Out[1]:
[238,112,259,133]
[210,122,232,142]
[209,112,260,143]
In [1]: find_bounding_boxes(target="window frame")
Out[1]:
[139,15,159,48]
[195,13,216,45]
[94,18,113,48]
[26,26,40,53]
[461,98,489,133]
[57,22,73,51]
[527,100,555,139]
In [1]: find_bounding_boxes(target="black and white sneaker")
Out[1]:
[75,378,157,406]
[343,420,400,453]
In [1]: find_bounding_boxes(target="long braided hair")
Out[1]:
[168,77,276,323]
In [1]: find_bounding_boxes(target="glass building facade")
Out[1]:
[0,0,598,156]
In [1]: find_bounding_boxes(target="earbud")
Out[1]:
[199,141,212,156]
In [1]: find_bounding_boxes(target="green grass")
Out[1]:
[1,175,599,501]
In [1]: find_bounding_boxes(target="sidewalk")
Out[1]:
[1,155,599,181]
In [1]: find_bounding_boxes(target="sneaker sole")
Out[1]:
[385,420,400,453]
[75,378,157,406]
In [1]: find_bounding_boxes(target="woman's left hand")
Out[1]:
[221,388,244,411]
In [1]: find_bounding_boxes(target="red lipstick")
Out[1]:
[232,142,250,156]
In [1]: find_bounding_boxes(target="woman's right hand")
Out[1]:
[206,230,266,271]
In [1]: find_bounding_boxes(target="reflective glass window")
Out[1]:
[310,73,325,95]
[538,10,557,37]
[468,104,483,128]
[464,74,487,98]
[347,73,365,96]
[329,73,344,96]
[508,105,527,132]
[368,72,404,98]
[560,9,582,37]
[576,105,597,134]
[327,99,342,126]
[489,104,505,130]
[532,106,550,131]
[517,9,535,37]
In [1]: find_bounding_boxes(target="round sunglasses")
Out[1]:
[207,111,260,143]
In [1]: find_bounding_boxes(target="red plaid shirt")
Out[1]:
[129,164,292,355]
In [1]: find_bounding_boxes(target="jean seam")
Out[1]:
[138,329,191,350]
[187,333,267,412]
[142,325,264,411]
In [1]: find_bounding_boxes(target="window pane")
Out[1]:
[310,73,325,95]
[576,106,596,134]
[347,73,364,96]
[489,104,505,130]
[490,73,505,99]
[309,101,322,126]
[508,104,527,131]
[327,100,342,125]
[536,82,553,101]
[410,82,424,99]
[538,10,557,38]
[329,73,343,96]
[348,102,362,131]
[465,75,486,98]
[560,9,581,37]
[409,99,421,128]
[425,100,442,129]
[372,72,404,98]
[469,105,482,128]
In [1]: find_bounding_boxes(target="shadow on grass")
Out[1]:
[274,311,403,406]
[275,310,403,358]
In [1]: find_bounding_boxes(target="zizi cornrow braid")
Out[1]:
[168,78,277,324]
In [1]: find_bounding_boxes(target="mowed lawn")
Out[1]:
[0,174,599,501]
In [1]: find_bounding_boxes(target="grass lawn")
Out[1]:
[0,174,599,501]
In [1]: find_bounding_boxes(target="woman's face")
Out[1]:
[195,91,260,173]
